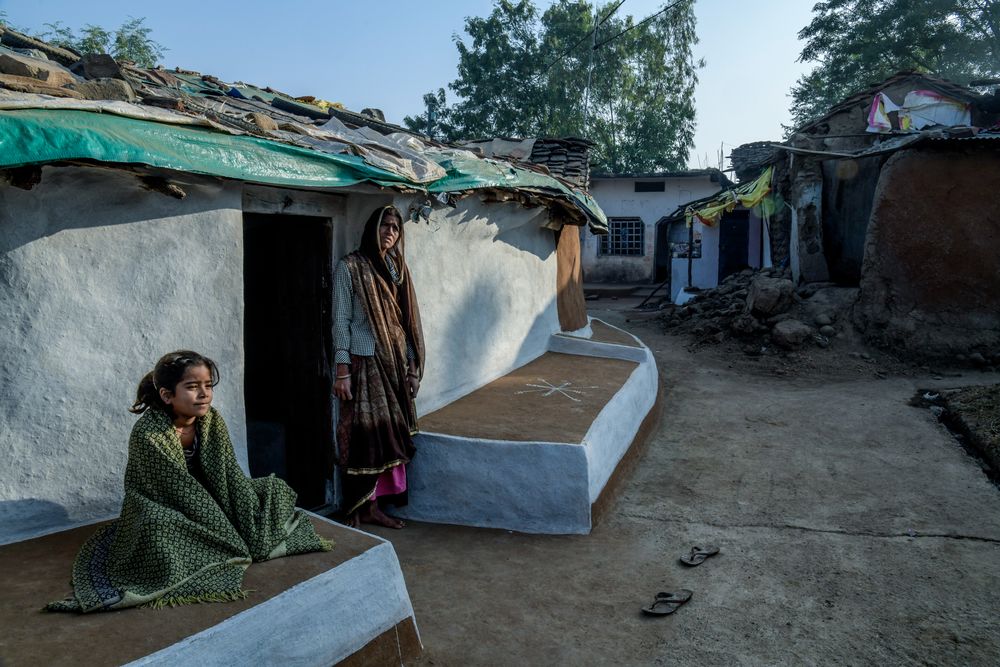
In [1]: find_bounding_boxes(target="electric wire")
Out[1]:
[541,0,627,73]
[592,0,689,50]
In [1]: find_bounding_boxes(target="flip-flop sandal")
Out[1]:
[680,545,720,566]
[641,589,693,616]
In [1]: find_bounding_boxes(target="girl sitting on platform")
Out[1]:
[47,350,331,613]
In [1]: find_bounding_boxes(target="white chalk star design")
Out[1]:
[515,378,599,403]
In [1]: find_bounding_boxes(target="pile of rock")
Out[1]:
[660,268,840,352]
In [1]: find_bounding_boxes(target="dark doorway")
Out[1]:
[718,211,750,282]
[654,219,671,282]
[243,213,334,509]
[821,156,883,285]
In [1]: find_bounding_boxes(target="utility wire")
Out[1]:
[541,0,627,73]
[593,0,688,50]
[597,0,627,26]
[582,5,600,132]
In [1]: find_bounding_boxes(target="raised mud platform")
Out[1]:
[397,318,659,534]
[0,515,421,666]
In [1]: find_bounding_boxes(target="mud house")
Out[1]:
[0,33,617,541]
[732,71,1000,359]
[0,27,660,537]
[735,71,998,284]
[851,135,1000,357]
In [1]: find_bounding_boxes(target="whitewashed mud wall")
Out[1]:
[333,195,560,415]
[0,167,245,543]
[403,198,559,413]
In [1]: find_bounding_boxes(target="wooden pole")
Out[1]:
[687,222,694,288]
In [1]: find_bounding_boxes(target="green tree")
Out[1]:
[78,25,112,57]
[33,16,164,67]
[111,17,165,67]
[789,0,1000,130]
[0,11,26,34]
[448,0,548,139]
[403,88,456,141]
[38,21,78,49]
[405,0,701,173]
[583,1,700,173]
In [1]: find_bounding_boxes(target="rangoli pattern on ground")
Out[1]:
[515,378,599,402]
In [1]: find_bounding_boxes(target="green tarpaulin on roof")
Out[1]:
[0,109,606,230]
[425,152,605,221]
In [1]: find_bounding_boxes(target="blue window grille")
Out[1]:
[599,217,644,256]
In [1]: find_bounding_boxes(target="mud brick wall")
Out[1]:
[854,145,1000,359]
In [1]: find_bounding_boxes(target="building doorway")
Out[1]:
[718,211,750,282]
[243,213,334,509]
[654,218,672,283]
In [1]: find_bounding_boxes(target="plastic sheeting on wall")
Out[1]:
[900,90,971,130]
[867,93,902,133]
[685,167,773,227]
[865,89,971,133]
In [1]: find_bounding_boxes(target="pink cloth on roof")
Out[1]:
[374,464,407,498]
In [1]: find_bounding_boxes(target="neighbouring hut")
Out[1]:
[853,141,1000,359]
[747,71,998,284]
[729,71,1000,361]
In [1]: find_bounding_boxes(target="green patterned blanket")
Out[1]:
[47,407,332,613]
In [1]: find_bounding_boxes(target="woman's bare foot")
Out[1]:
[358,502,405,529]
[372,504,406,529]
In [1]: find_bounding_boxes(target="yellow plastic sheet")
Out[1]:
[736,166,773,208]
[685,167,773,227]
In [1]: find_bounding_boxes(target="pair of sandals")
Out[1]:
[641,545,720,616]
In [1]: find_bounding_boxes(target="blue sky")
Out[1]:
[1,1,815,170]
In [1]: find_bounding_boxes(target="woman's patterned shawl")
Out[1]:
[354,205,424,378]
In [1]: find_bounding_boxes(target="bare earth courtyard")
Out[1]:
[375,308,1000,666]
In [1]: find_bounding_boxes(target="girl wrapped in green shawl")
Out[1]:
[48,351,331,613]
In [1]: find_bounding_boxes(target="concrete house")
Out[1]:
[0,29,661,665]
[583,170,729,284]
[659,174,773,303]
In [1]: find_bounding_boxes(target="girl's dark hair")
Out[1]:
[130,350,220,414]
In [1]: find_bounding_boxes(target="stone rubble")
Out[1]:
[656,268,1000,373]
[658,267,840,354]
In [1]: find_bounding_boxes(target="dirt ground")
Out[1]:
[941,384,1000,470]
[371,303,1000,666]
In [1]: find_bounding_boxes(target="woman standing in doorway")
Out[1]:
[333,205,424,529]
